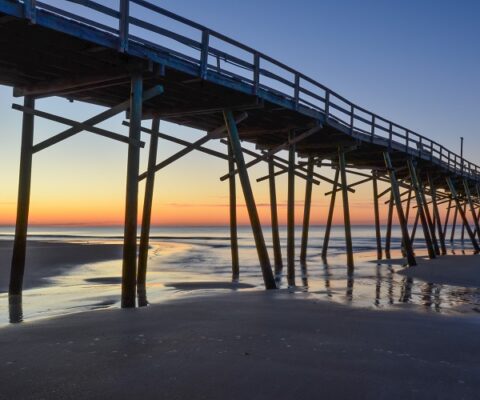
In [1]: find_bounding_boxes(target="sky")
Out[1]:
[0,0,479,226]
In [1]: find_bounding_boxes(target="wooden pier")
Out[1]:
[1,0,479,307]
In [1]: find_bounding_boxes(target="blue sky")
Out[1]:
[0,0,478,225]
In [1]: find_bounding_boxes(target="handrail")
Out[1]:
[22,0,480,181]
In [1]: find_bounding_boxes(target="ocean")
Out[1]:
[0,225,478,324]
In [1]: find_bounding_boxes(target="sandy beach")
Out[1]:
[0,289,478,400]
[0,238,479,398]
[0,240,123,292]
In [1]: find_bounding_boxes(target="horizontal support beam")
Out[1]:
[13,72,131,98]
[12,104,145,148]
[145,100,263,120]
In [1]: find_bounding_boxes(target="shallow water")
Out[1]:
[0,225,479,325]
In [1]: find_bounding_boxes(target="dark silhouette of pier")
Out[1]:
[1,0,479,308]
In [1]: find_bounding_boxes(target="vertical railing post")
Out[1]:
[223,110,276,289]
[137,117,160,299]
[121,73,143,308]
[119,0,130,52]
[253,53,260,95]
[324,91,330,120]
[200,29,210,79]
[388,123,393,151]
[24,0,36,23]
[9,95,35,297]
[370,115,375,142]
[294,73,300,110]
[350,105,354,134]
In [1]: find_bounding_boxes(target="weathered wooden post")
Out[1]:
[463,179,480,246]
[9,96,35,297]
[137,117,160,295]
[321,169,340,259]
[122,73,143,308]
[446,177,480,252]
[287,130,296,286]
[223,110,276,289]
[418,177,440,255]
[407,159,436,259]
[228,140,240,280]
[268,156,283,274]
[372,172,382,260]
[384,153,416,266]
[300,157,315,262]
[338,149,354,268]
[385,193,394,259]
[450,204,458,242]
[428,174,447,255]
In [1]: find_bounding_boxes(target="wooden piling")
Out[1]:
[407,159,436,259]
[223,110,276,289]
[300,157,314,262]
[287,131,296,286]
[338,149,354,268]
[268,156,283,274]
[321,169,340,259]
[121,73,143,308]
[443,199,452,239]
[446,177,480,252]
[418,177,440,256]
[463,179,480,247]
[137,117,160,293]
[228,140,240,280]
[372,173,382,260]
[9,96,35,297]
[383,153,416,266]
[428,174,447,255]
[450,205,458,242]
[385,193,394,259]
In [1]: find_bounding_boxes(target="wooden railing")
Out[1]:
[19,0,480,181]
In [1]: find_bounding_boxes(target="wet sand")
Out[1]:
[0,290,479,400]
[0,241,123,292]
[397,254,480,288]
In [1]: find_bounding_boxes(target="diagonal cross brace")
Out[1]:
[13,105,145,148]
[138,113,248,181]
[219,125,322,181]
[219,139,320,185]
[31,85,164,153]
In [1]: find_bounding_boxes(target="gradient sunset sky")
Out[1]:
[0,0,478,226]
